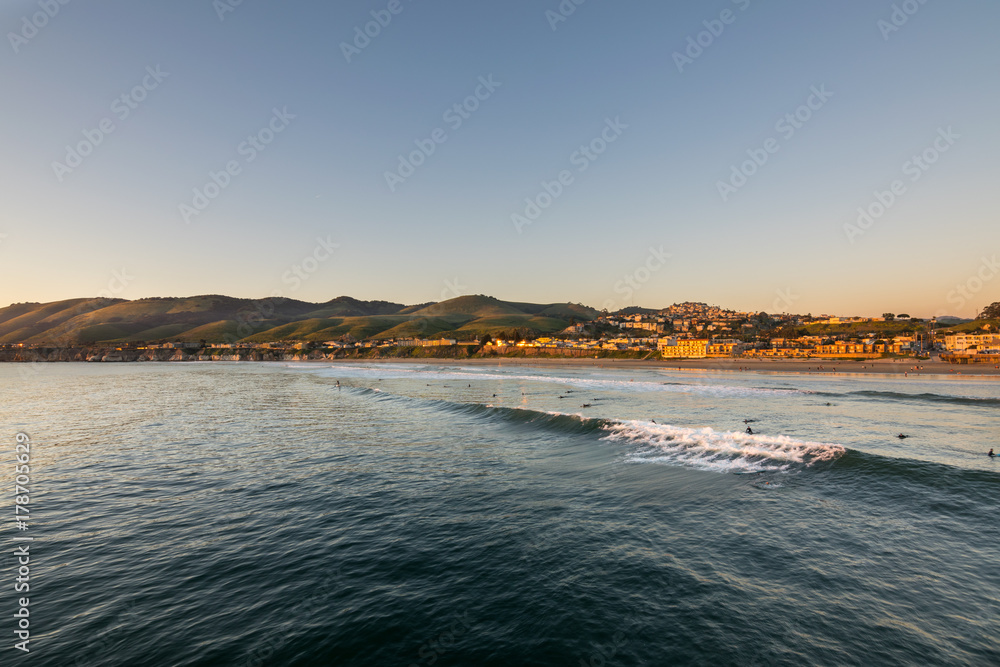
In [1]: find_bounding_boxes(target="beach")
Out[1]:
[325,355,1000,377]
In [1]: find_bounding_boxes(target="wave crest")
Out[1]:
[602,421,845,474]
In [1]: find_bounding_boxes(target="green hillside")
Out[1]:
[938,319,1000,334]
[0,299,120,343]
[0,294,600,344]
[409,295,525,318]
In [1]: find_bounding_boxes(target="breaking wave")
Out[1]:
[603,420,845,474]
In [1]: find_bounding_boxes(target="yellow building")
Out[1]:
[812,342,879,358]
[707,339,744,356]
[659,338,709,358]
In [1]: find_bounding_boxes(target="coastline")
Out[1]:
[320,356,1000,377]
[4,348,998,377]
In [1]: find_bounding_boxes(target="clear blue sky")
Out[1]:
[2,0,998,318]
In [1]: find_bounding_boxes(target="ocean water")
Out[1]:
[2,361,999,666]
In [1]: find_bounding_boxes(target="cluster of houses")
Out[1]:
[106,329,997,360]
[7,303,996,362]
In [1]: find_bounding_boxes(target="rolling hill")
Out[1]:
[0,294,600,344]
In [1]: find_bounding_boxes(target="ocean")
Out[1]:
[2,361,998,666]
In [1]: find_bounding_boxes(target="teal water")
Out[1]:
[2,361,999,666]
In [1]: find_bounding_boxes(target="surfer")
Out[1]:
[989,449,996,458]
[746,426,753,435]
[897,433,909,439]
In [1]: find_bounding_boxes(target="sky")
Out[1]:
[1,0,998,318]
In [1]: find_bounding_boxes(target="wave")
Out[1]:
[829,448,1000,501]
[340,383,1000,489]
[341,384,844,475]
[298,363,805,398]
[603,420,845,474]
[816,389,1000,407]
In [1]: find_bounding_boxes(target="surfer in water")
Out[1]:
[746,426,753,435]
[897,433,909,439]
[989,449,996,458]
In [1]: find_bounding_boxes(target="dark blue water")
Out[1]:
[2,362,998,665]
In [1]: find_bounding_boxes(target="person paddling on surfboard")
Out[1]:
[990,449,996,458]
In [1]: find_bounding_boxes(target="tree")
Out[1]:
[883,313,895,321]
[980,302,1000,319]
[898,313,910,319]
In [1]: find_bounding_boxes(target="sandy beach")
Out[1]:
[325,356,1000,377]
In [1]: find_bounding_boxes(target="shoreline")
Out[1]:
[4,352,997,377]
[319,356,1000,377]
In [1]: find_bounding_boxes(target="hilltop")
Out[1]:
[0,295,599,345]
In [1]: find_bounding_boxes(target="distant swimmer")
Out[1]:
[651,419,656,423]
[746,427,754,435]
[897,433,909,439]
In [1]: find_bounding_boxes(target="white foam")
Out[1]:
[602,420,845,474]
